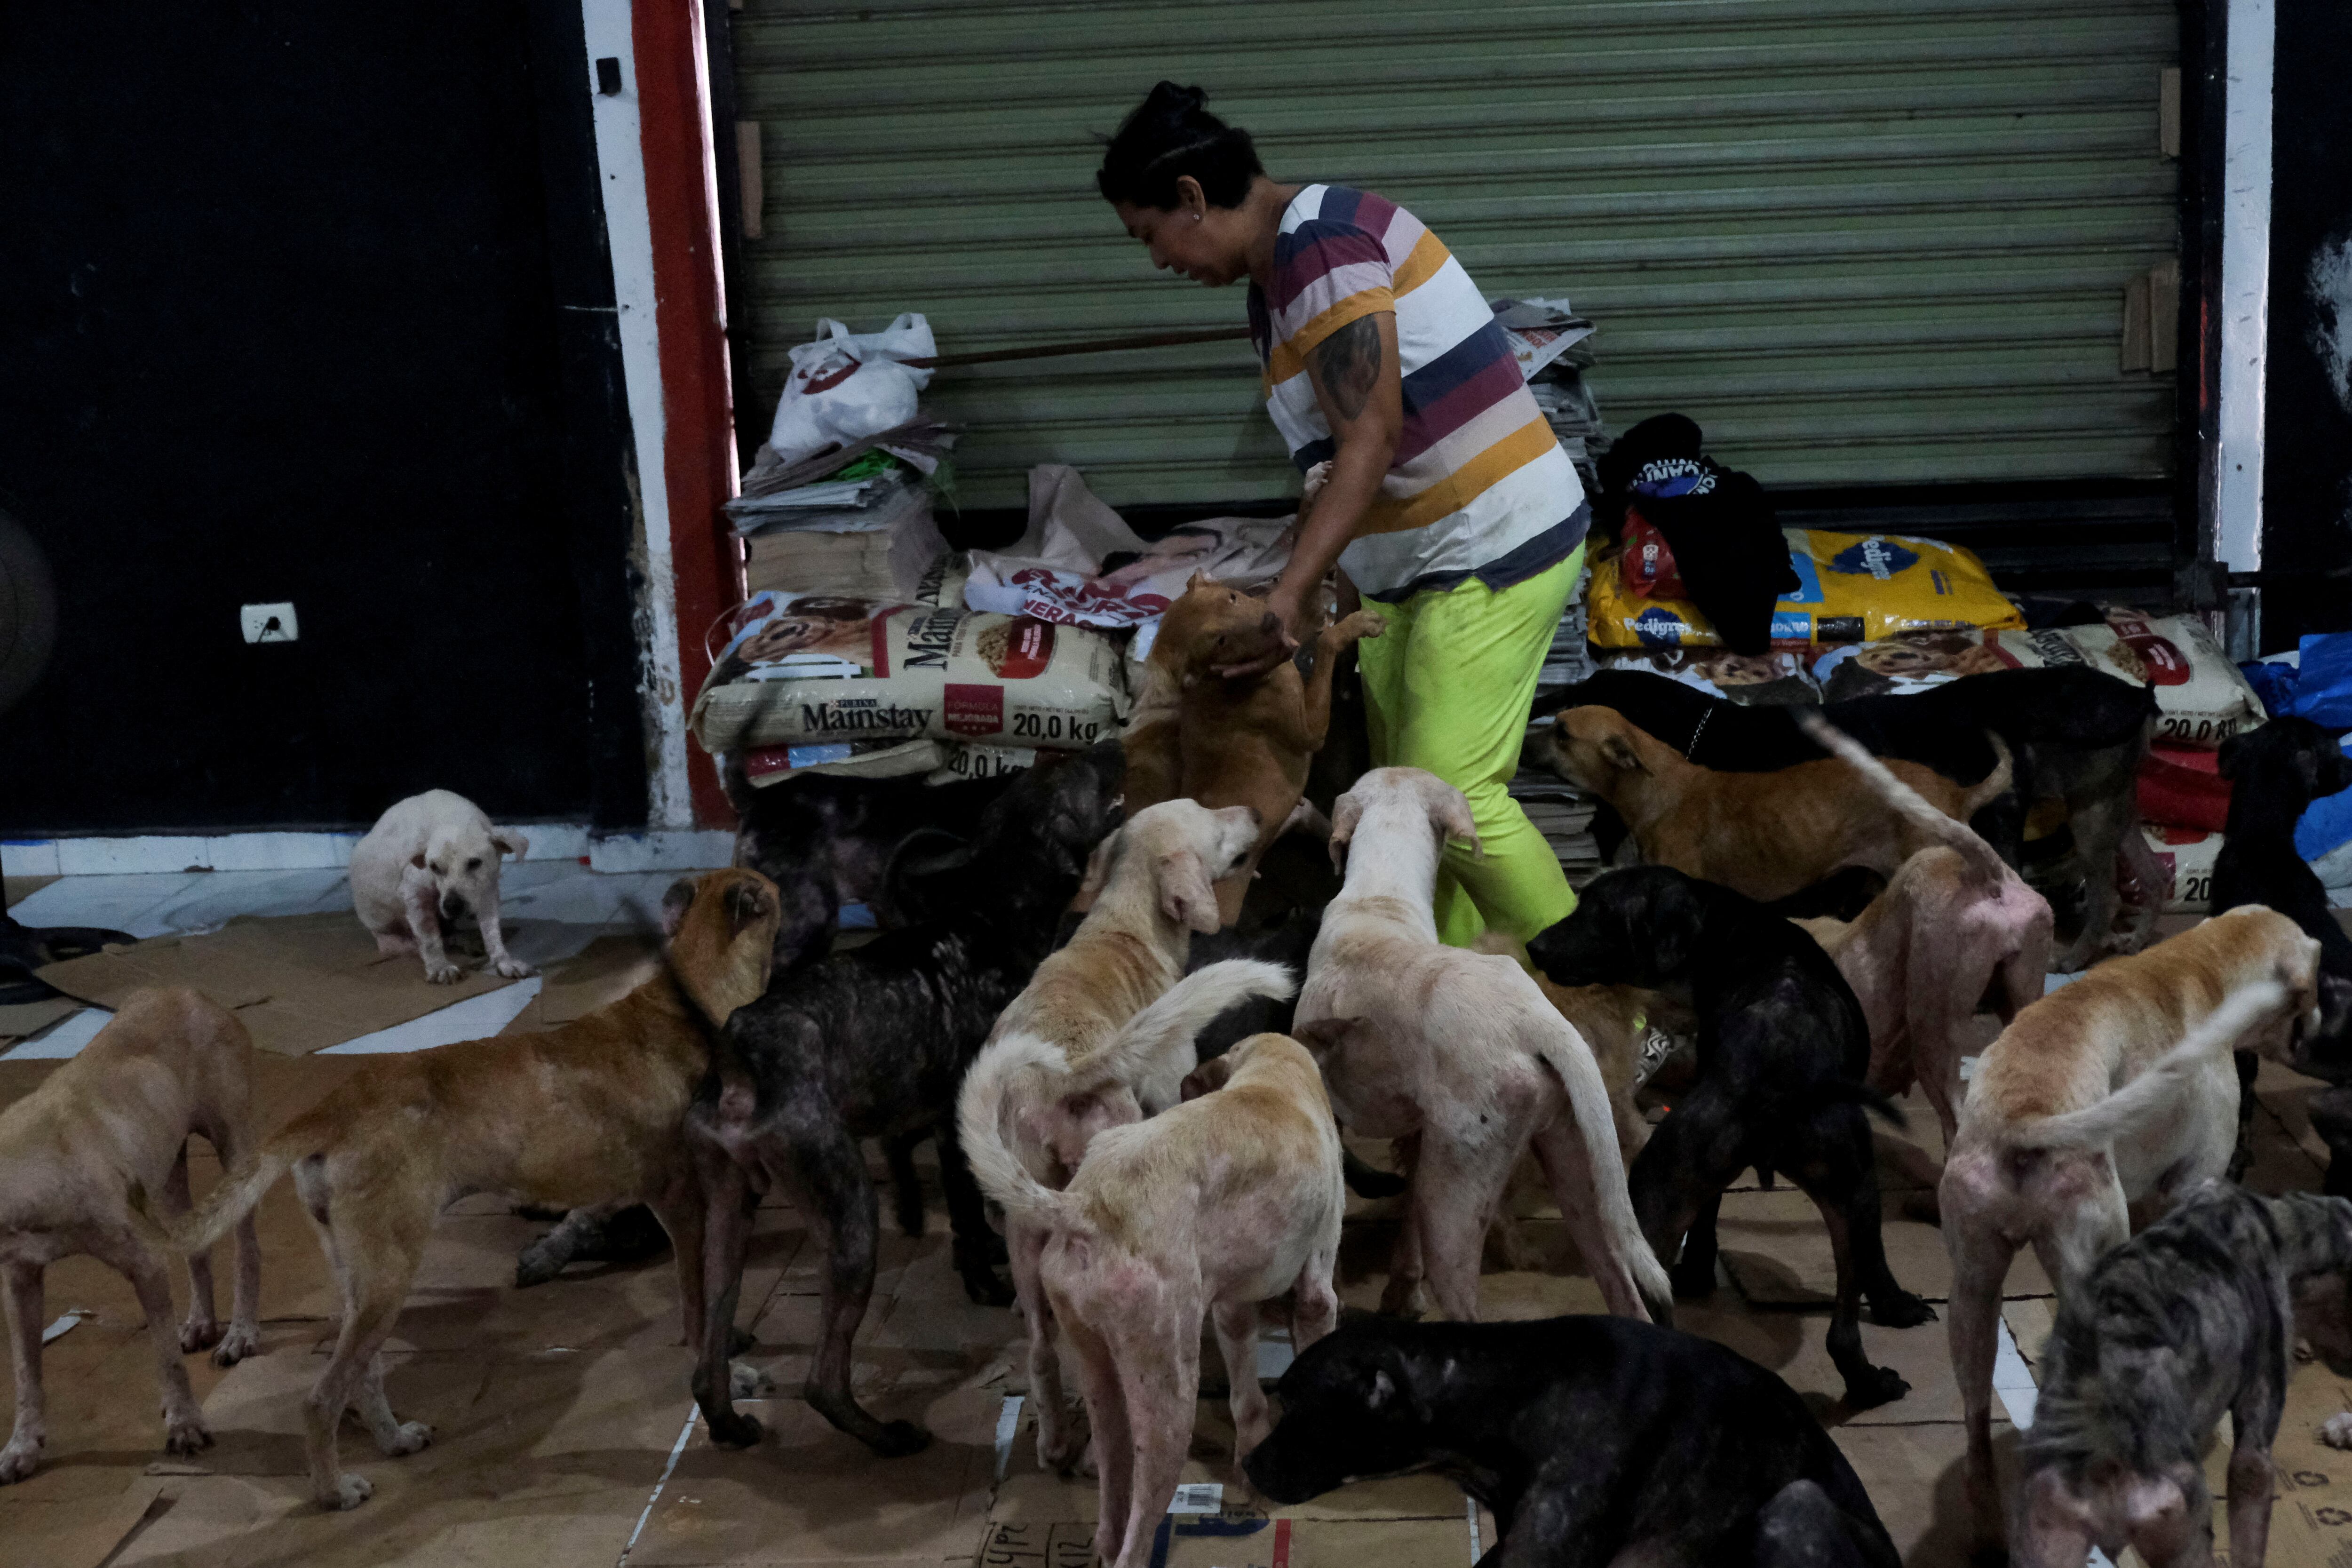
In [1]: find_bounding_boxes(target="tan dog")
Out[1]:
[1939,907,2323,1554]
[1476,931,1669,1166]
[1789,712,2055,1151]
[1540,705,2012,903]
[957,798,1289,1472]
[1295,766,1673,1324]
[135,869,780,1510]
[1125,574,1383,924]
[0,989,262,1483]
[966,1030,1343,1568]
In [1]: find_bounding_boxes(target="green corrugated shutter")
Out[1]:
[732,0,2178,509]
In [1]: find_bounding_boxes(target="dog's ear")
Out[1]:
[1328,793,1364,874]
[1429,787,1482,860]
[1180,1053,1238,1101]
[1072,826,1124,912]
[1185,568,1216,591]
[725,878,776,938]
[490,828,529,861]
[1599,731,1645,774]
[1157,848,1222,934]
[2217,730,2255,782]
[1291,1016,1362,1058]
[1362,1343,1430,1424]
[2296,744,2325,799]
[660,878,697,938]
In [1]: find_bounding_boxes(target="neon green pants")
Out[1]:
[1356,544,1583,949]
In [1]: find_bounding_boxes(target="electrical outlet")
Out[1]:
[240,602,298,644]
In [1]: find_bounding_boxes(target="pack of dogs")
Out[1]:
[5,573,2352,1568]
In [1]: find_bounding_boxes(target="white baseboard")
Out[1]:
[3,823,734,878]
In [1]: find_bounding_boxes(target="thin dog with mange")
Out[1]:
[1540,704,2013,905]
[682,745,1134,1458]
[0,989,262,1484]
[1121,573,1383,924]
[1528,865,1935,1409]
[1940,917,2324,1553]
[348,788,535,984]
[1294,766,1673,1325]
[1244,1313,1900,1567]
[131,868,780,1509]
[956,793,1289,1471]
[2016,1178,2352,1568]
[1791,710,2055,1150]
[965,1030,1343,1568]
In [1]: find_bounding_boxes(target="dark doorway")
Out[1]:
[0,2,647,834]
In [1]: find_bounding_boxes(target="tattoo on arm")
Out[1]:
[1312,315,1382,422]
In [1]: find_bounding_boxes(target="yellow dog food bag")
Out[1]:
[1587,527,2022,648]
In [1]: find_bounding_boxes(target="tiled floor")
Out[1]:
[2,861,695,1060]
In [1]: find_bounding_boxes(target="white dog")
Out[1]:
[350,790,533,984]
[1295,766,1672,1324]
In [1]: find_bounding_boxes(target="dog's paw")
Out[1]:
[514,1242,565,1289]
[321,1472,374,1511]
[378,1420,433,1457]
[706,1410,764,1449]
[179,1317,224,1354]
[0,1437,42,1484]
[728,1324,756,1357]
[1842,1366,1911,1412]
[1869,1290,1938,1329]
[212,1322,262,1367]
[162,1409,215,1457]
[492,957,536,979]
[1334,610,1387,642]
[1669,1259,1718,1300]
[730,1361,776,1399]
[955,1259,1015,1308]
[424,960,462,985]
[872,1420,931,1458]
[2322,1412,2352,1449]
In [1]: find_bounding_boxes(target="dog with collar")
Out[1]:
[2017,1177,2352,1568]
[1940,920,2324,1553]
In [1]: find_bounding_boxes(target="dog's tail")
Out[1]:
[955,1035,1090,1229]
[1794,710,2010,887]
[126,1143,295,1258]
[1524,1013,1677,1323]
[1073,959,1298,1115]
[2007,979,2287,1152]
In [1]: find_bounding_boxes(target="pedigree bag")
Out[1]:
[691,592,1128,754]
[1587,527,2022,649]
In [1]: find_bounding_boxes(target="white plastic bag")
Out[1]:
[768,314,938,464]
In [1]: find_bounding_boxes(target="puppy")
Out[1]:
[1294,766,1673,1325]
[1245,1313,1900,1567]
[1530,865,1935,1409]
[135,869,779,1509]
[2017,1178,2352,1568]
[1791,711,2055,1150]
[2210,717,2352,1187]
[1939,914,2323,1552]
[1552,666,2160,968]
[1128,574,1383,924]
[349,789,533,984]
[0,990,262,1484]
[1542,705,2013,905]
[681,746,1134,1457]
[956,796,1286,1471]
[968,1030,1343,1568]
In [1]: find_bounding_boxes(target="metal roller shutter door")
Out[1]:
[731,0,2179,510]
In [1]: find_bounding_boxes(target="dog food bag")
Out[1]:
[2135,744,2233,833]
[1989,612,2262,748]
[740,737,945,788]
[1586,528,2022,649]
[1591,647,1820,707]
[2139,823,2223,914]
[691,591,1129,755]
[923,741,1075,786]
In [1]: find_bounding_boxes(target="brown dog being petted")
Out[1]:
[1,988,263,1484]
[1129,573,1383,925]
[131,868,781,1511]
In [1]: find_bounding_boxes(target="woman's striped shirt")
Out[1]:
[1246,183,1588,602]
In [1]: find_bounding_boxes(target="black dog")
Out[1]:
[2212,717,2352,1189]
[1245,1314,1899,1567]
[683,742,1126,1457]
[1528,866,1933,1409]
[1548,666,2158,965]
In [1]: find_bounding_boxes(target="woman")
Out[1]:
[1097,83,1591,946]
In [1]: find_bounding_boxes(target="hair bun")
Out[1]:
[1148,80,1210,115]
